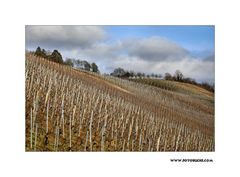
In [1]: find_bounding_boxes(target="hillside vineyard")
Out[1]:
[25,53,214,151]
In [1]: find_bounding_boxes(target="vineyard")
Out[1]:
[25,53,214,151]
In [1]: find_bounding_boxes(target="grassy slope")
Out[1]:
[129,78,214,106]
[25,54,214,151]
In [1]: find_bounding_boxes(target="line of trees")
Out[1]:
[165,70,191,82]
[164,70,214,92]
[64,58,99,73]
[34,47,100,73]
[110,68,214,92]
[110,67,162,79]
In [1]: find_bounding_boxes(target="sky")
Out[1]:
[25,25,215,83]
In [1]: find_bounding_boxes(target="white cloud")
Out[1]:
[83,40,124,59]
[26,25,106,49]
[126,37,189,61]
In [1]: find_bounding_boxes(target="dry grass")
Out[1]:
[25,53,214,151]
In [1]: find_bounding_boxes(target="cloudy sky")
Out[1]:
[26,25,215,83]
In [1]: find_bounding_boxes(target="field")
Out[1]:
[25,53,214,151]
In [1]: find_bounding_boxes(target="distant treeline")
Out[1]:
[110,67,214,93]
[110,67,162,78]
[33,47,100,73]
[163,71,214,93]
